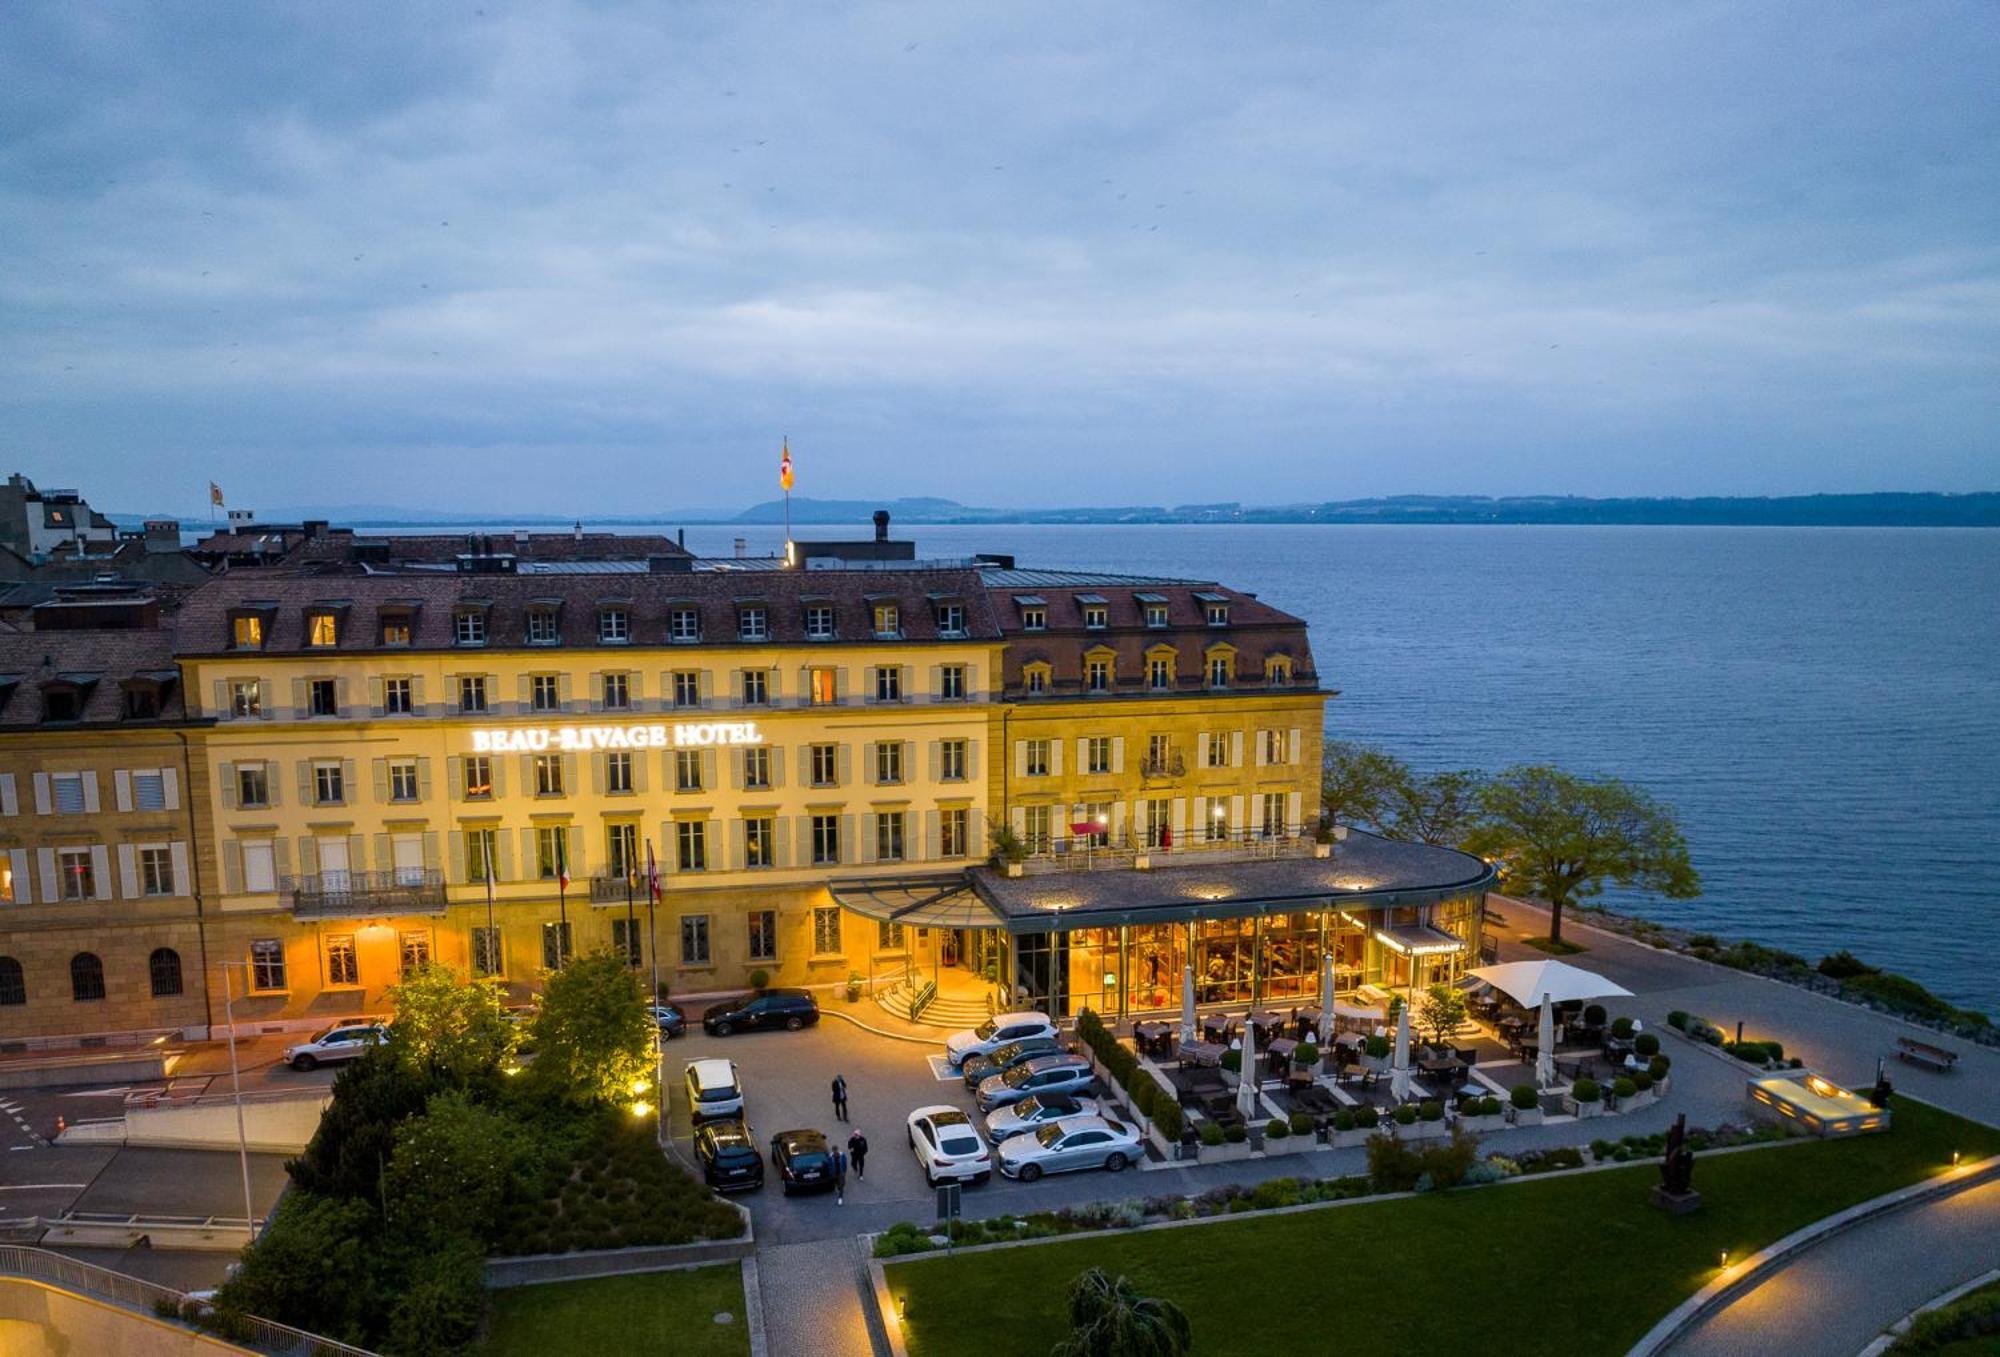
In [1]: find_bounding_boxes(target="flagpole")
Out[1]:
[645,839,661,1007]
[484,864,496,977]
[556,833,570,968]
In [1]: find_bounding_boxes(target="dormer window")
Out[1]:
[1015,595,1047,631]
[122,680,164,719]
[1196,591,1231,627]
[934,601,966,636]
[306,612,339,648]
[1208,654,1232,688]
[1085,657,1111,693]
[668,606,700,642]
[599,608,631,644]
[1136,593,1169,628]
[737,606,768,642]
[454,609,488,646]
[1148,654,1173,691]
[1268,657,1292,687]
[872,603,900,638]
[1023,662,1051,695]
[805,605,835,641]
[379,610,414,646]
[231,614,265,649]
[526,608,560,645]
[41,684,83,722]
[1077,594,1108,629]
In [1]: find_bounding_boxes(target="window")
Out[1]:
[307,612,339,647]
[1086,657,1111,692]
[125,685,161,720]
[874,741,903,784]
[1024,739,1051,777]
[939,664,966,700]
[680,914,711,964]
[230,680,262,718]
[385,759,418,802]
[470,927,502,978]
[381,614,413,646]
[463,755,493,800]
[808,667,837,705]
[872,603,900,638]
[741,669,769,705]
[675,820,707,872]
[1206,601,1230,627]
[149,947,183,997]
[743,747,771,790]
[241,840,276,893]
[737,606,768,642]
[58,847,93,899]
[747,909,777,961]
[459,675,488,713]
[0,957,22,1006]
[1262,729,1289,765]
[232,615,264,649]
[399,930,431,976]
[139,846,175,895]
[1149,656,1172,690]
[1268,657,1292,686]
[611,918,643,967]
[809,743,838,787]
[1086,736,1111,774]
[1023,805,1053,854]
[1079,804,1111,845]
[810,814,840,865]
[876,811,905,862]
[1146,798,1171,848]
[43,687,81,722]
[1025,666,1048,695]
[675,750,702,792]
[941,807,969,857]
[301,679,336,718]
[70,952,105,1002]
[1083,604,1108,629]
[530,675,560,712]
[1206,800,1229,842]
[541,921,572,970]
[602,672,630,710]
[1145,603,1169,628]
[607,822,638,879]
[526,609,559,644]
[877,920,906,951]
[744,816,775,868]
[812,905,842,955]
[52,772,86,813]
[1206,734,1230,768]
[874,666,902,702]
[599,608,630,643]
[535,827,567,880]
[1261,792,1287,838]
[1209,655,1232,687]
[250,939,286,991]
[384,677,412,715]
[1021,606,1046,631]
[671,671,700,708]
[669,607,700,642]
[237,764,270,808]
[606,751,634,794]
[940,739,968,781]
[935,602,966,635]
[466,827,499,883]
[326,935,359,986]
[454,610,487,645]
[805,605,835,640]
[310,761,343,805]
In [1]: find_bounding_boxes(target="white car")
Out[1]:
[944,1012,1059,1068]
[983,1092,1101,1144]
[284,1023,388,1071]
[907,1105,992,1186]
[684,1057,744,1122]
[994,1115,1142,1182]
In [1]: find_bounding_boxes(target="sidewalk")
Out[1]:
[755,1236,888,1357]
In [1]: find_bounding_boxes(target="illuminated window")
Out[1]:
[808,667,837,705]
[941,807,969,857]
[307,612,339,647]
[872,603,900,637]
[232,615,264,649]
[229,680,262,717]
[744,817,775,868]
[380,614,412,646]
[326,935,358,986]
[463,756,492,800]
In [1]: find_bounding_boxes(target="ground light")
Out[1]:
[630,1099,653,1118]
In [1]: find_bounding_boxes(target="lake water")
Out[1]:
[477,520,2000,1013]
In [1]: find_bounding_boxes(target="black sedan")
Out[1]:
[694,1119,764,1192]
[649,1003,687,1039]
[702,988,821,1036]
[769,1128,837,1195]
[961,1036,1065,1090]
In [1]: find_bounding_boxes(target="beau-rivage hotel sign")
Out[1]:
[468,721,765,753]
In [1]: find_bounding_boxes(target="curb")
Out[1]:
[864,1245,909,1357]
[1856,1267,2000,1357]
[1626,1154,2000,1356]
[821,1008,949,1048]
[739,1254,768,1357]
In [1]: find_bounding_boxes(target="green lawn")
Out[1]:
[890,1099,2000,1357]
[483,1265,750,1357]
[1906,1276,2000,1355]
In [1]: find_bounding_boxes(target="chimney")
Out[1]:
[873,509,890,542]
[677,528,686,549]
[733,537,747,558]
[302,519,328,539]
[142,519,181,553]
[573,520,583,542]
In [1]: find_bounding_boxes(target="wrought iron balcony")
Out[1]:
[1139,753,1186,779]
[283,870,447,919]
[589,873,642,904]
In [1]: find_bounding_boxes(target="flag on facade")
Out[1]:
[555,831,571,890]
[646,840,660,903]
[209,482,224,507]
[779,438,794,492]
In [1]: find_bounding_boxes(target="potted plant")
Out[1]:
[1583,1003,1607,1028]
[989,818,1027,876]
[748,968,770,991]
[845,971,864,1003]
[1565,1077,1604,1118]
[1508,1082,1544,1126]
[1295,1042,1319,1073]
[1648,1054,1672,1093]
[1361,1034,1392,1072]
[1634,1032,1660,1059]
[1392,1103,1418,1126]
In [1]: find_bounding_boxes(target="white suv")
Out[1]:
[944,1012,1058,1068]
[284,1023,388,1071]
[907,1104,992,1186]
[685,1057,744,1122]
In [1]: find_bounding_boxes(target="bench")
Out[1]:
[1896,1036,1959,1072]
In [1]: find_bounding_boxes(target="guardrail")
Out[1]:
[908,980,938,1023]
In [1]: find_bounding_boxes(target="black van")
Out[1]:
[701,988,822,1036]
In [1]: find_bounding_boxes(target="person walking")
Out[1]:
[847,1128,869,1180]
[832,1145,848,1203]
[831,1073,849,1122]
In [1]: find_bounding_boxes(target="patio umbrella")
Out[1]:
[1536,997,1556,1089]
[1317,952,1336,1046]
[1467,959,1633,1009]
[1236,1020,1259,1122]
[1390,1003,1412,1103]
[1180,964,1197,1048]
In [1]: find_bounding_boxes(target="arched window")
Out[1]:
[70,952,105,1002]
[149,948,183,998]
[0,957,24,1006]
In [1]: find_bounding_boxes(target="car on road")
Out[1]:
[944,1012,1059,1068]
[982,1092,1101,1144]
[701,989,821,1036]
[283,1023,388,1071]
[907,1105,992,1187]
[769,1128,838,1194]
[975,1055,1097,1113]
[694,1118,764,1192]
[958,1036,1066,1090]
[649,1003,687,1039]
[994,1115,1142,1182]
[684,1057,744,1122]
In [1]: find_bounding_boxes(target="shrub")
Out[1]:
[1818,950,1877,981]
[1633,1072,1654,1092]
[1634,1032,1661,1057]
[1666,1009,1690,1030]
[1332,1109,1356,1132]
[1393,1104,1418,1126]
[1294,1042,1318,1068]
[1363,1035,1391,1060]
[1128,1080,1156,1120]
[1687,934,1720,949]
[1249,1178,1303,1211]
[1199,1121,1226,1147]
[1353,1105,1380,1128]
[1367,1131,1423,1192]
[1571,1078,1602,1103]
[1075,1008,1105,1043]
[1456,1093,1484,1116]
[1265,1118,1290,1140]
[1152,1100,1184,1142]
[1481,1096,1502,1116]
[1223,1123,1247,1144]
[1583,1003,1607,1027]
[1510,1083,1539,1110]
[1609,1016,1634,1039]
[1289,1112,1315,1137]
[1613,1077,1637,1100]
[1220,1050,1242,1073]
[1764,1039,1785,1061]
[1418,1100,1443,1122]
[1650,1054,1672,1078]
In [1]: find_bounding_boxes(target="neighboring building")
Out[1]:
[0,474,121,563]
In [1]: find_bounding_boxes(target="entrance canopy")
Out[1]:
[1468,959,1632,1007]
[828,874,1004,930]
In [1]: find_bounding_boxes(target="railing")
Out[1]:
[1014,826,1313,874]
[284,871,446,919]
[589,874,641,904]
[908,980,938,1023]
[0,1244,380,1356]
[1139,754,1187,779]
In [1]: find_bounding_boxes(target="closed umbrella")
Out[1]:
[1536,997,1556,1089]
[1237,1020,1259,1122]
[1317,952,1336,1046]
[1180,965,1197,1049]
[1390,1003,1412,1103]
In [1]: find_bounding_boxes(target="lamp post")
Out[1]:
[216,960,258,1242]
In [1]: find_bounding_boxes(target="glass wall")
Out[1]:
[1127,923,1187,1012]
[1258,911,1321,1003]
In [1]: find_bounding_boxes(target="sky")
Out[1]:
[2,2,1996,517]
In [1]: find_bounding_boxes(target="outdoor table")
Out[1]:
[1267,1038,1300,1058]
[1133,1021,1170,1039]
[1418,1057,1464,1076]
[1247,1010,1286,1030]
[1177,1041,1225,1067]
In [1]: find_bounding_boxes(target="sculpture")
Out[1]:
[1660,1113,1697,1195]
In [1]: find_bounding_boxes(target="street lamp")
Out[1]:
[216,960,258,1242]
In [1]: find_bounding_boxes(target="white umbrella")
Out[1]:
[1390,1003,1412,1103]
[1317,952,1336,1046]
[1468,959,1633,1008]
[1236,1020,1259,1122]
[1179,965,1197,1048]
[1536,997,1556,1088]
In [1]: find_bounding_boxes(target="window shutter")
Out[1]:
[211,680,230,717]
[373,833,392,874]
[517,675,532,710]
[1196,733,1211,768]
[518,827,537,877]
[1050,740,1064,776]
[115,770,133,812]
[272,838,292,882]
[838,814,854,864]
[767,747,782,789]
[591,754,605,795]
[903,740,915,782]
[266,761,282,807]
[1172,797,1187,842]
[368,676,385,716]
[1112,802,1126,844]
[797,746,813,786]
[296,762,313,803]
[298,836,319,878]
[861,746,876,787]
[496,832,514,883]
[794,817,812,868]
[860,813,877,863]
[118,844,139,898]
[410,676,426,713]
[588,672,603,714]
[833,667,848,703]
[633,753,649,794]
[970,812,987,858]
[341,759,356,802]
[967,741,980,782]
[258,689,273,721]
[32,773,50,815]
[925,809,941,860]
[731,818,747,871]
[901,666,914,702]
[422,832,441,873]
[1287,791,1303,833]
[223,841,245,895]
[1254,731,1268,767]
[168,842,189,897]
[348,833,367,874]
[0,772,14,818]
[1014,741,1027,778]
[927,741,940,782]
[292,678,308,715]
[701,749,717,792]
[90,845,112,900]
[772,814,791,869]
[1229,794,1245,834]
[928,665,942,701]
[1192,796,1208,835]
[337,677,353,715]
[1289,729,1303,764]
[162,767,179,811]
[81,772,100,814]
[1010,806,1026,840]
[372,758,390,802]
[519,754,534,794]
[836,744,851,787]
[37,847,57,901]
[1230,732,1244,767]
[567,826,584,876]
[1111,737,1125,774]
[557,673,573,712]
[447,756,462,801]
[491,758,506,799]
[1075,738,1089,773]
[449,831,467,883]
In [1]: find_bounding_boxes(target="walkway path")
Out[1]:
[755,1237,888,1357]
[1664,1172,2000,1355]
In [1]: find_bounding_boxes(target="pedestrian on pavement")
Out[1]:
[848,1128,869,1179]
[832,1146,848,1202]
[831,1073,849,1122]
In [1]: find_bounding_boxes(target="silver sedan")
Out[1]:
[994,1114,1142,1182]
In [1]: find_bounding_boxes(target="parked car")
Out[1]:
[693,1118,764,1192]
[769,1128,837,1194]
[994,1115,1142,1182]
[944,1012,1059,1068]
[983,1092,1101,1144]
[906,1105,992,1187]
[701,989,821,1036]
[959,1036,1066,1090]
[975,1055,1097,1113]
[684,1057,744,1121]
[649,1003,687,1039]
[283,1023,388,1071]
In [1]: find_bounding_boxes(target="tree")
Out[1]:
[1320,741,1410,834]
[1052,1268,1193,1357]
[387,962,514,1083]
[383,1090,520,1244]
[1415,982,1467,1047]
[214,1191,386,1347]
[288,1048,436,1204]
[1465,765,1700,944]
[1385,768,1486,846]
[529,950,654,1105]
